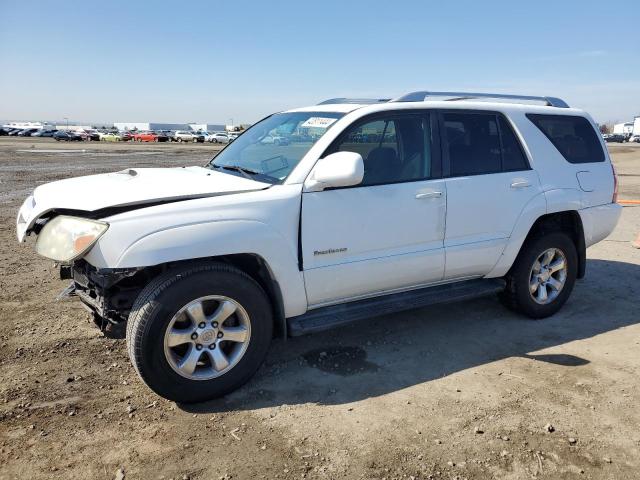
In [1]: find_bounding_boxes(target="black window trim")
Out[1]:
[319,109,443,190]
[438,109,532,178]
[525,113,605,164]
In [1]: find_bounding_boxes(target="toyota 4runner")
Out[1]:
[16,91,622,402]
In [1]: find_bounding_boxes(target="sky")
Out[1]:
[0,0,638,125]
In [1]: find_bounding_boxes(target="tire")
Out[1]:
[178,138,183,143]
[500,232,577,319]
[126,263,273,403]
[154,138,159,142]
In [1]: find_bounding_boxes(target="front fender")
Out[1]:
[86,219,308,317]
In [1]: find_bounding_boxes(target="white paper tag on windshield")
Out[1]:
[301,117,338,129]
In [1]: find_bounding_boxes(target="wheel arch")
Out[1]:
[114,254,288,338]
[487,206,586,279]
[520,211,586,278]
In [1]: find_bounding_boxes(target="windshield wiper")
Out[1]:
[211,163,279,184]
[221,164,261,179]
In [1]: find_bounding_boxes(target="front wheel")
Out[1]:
[126,263,273,403]
[500,232,577,319]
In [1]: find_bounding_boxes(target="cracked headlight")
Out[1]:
[35,215,108,262]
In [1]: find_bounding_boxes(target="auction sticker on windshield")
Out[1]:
[301,117,338,129]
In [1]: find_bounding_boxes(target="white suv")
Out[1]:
[16,91,621,403]
[206,132,230,143]
[173,130,205,143]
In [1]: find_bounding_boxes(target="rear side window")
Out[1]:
[442,112,529,176]
[526,114,605,164]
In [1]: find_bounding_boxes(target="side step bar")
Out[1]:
[287,278,506,337]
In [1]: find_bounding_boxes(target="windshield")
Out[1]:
[207,111,344,183]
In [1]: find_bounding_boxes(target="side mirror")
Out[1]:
[304,151,364,192]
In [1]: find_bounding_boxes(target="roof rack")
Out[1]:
[391,91,570,108]
[317,98,391,105]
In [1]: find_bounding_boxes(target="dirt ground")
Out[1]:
[0,137,639,480]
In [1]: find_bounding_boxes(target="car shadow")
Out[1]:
[180,258,640,413]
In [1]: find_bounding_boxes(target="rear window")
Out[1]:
[527,114,605,164]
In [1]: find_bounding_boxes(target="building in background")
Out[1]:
[188,123,226,133]
[613,122,634,136]
[56,124,93,131]
[113,122,189,132]
[2,121,56,130]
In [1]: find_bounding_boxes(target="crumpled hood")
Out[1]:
[16,166,269,241]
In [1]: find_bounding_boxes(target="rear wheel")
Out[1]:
[501,232,577,319]
[127,263,273,403]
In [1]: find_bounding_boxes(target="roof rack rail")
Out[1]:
[391,91,570,108]
[317,98,391,105]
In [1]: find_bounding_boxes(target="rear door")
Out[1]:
[301,111,446,307]
[439,110,541,279]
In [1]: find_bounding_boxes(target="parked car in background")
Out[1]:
[119,131,133,142]
[206,132,230,144]
[629,134,640,143]
[101,132,121,142]
[227,132,239,141]
[32,130,58,137]
[0,128,8,136]
[8,129,24,136]
[53,130,84,141]
[173,130,204,143]
[133,131,169,142]
[260,134,290,145]
[158,130,175,140]
[603,133,625,143]
[82,130,101,141]
[17,128,40,137]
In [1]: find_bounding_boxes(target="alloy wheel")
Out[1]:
[529,248,568,305]
[163,296,251,380]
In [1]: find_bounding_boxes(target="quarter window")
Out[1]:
[498,116,529,171]
[527,114,605,164]
[331,114,433,186]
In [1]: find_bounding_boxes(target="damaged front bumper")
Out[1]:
[59,260,143,329]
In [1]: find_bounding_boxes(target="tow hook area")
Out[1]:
[56,282,76,300]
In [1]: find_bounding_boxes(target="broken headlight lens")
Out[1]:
[35,215,108,262]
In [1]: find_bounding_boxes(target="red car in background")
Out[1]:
[132,131,169,142]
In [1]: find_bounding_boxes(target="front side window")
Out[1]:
[527,114,605,164]
[208,111,344,183]
[329,113,433,186]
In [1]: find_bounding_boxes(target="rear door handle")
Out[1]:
[415,191,443,199]
[510,180,531,189]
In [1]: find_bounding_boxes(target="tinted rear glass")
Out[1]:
[527,114,605,164]
[498,116,529,171]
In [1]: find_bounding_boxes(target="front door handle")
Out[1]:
[510,180,531,189]
[415,191,443,199]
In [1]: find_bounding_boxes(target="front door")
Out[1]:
[301,111,446,307]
